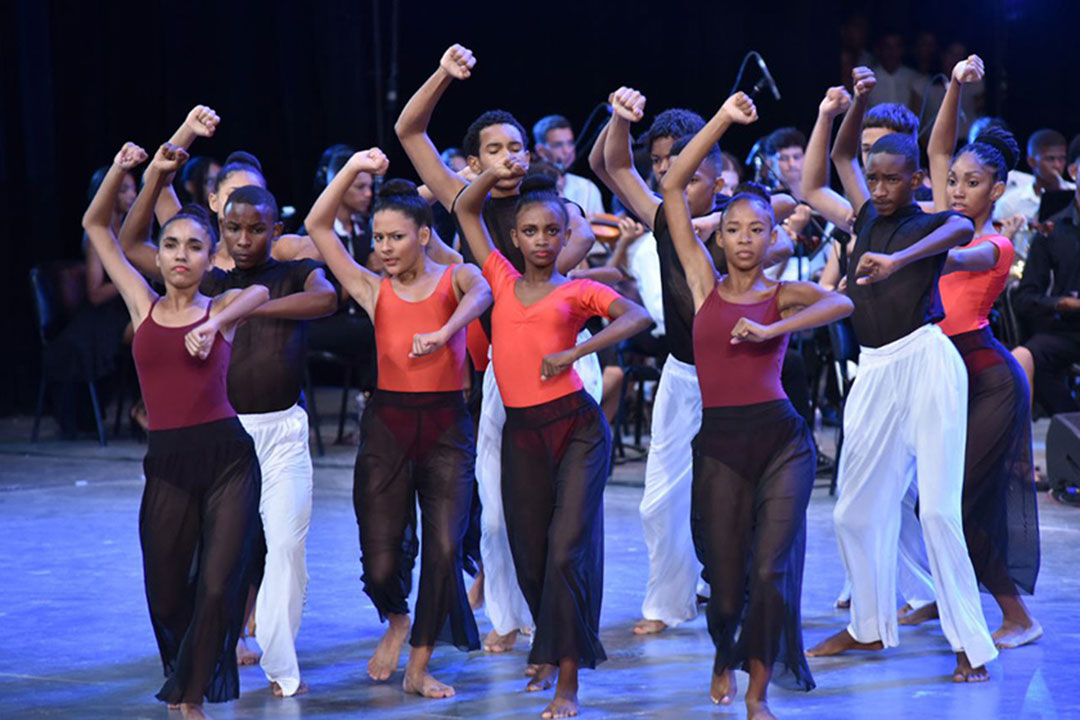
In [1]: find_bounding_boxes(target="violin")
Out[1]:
[589,213,623,247]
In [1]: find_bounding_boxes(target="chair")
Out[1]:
[826,318,859,494]
[611,335,663,461]
[30,263,107,446]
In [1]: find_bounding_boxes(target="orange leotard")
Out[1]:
[938,234,1014,337]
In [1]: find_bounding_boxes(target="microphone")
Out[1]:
[753,52,781,101]
[745,138,765,168]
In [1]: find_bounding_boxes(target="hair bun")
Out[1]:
[377,178,420,198]
[225,150,262,172]
[975,127,1019,171]
[520,174,558,194]
[177,202,214,223]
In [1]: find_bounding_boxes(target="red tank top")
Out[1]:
[374,265,467,392]
[937,234,1014,337]
[132,300,236,430]
[693,286,788,408]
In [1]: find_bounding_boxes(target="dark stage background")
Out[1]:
[3,0,1077,415]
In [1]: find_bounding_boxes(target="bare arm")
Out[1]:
[118,143,192,279]
[394,45,472,211]
[456,164,511,269]
[542,296,652,380]
[425,227,464,265]
[831,68,875,215]
[943,241,999,274]
[588,120,618,197]
[729,281,854,344]
[248,268,338,320]
[156,105,221,224]
[557,201,596,274]
[928,55,986,212]
[411,264,492,357]
[802,87,857,229]
[185,284,270,358]
[303,149,386,317]
[82,144,158,325]
[603,87,661,228]
[854,214,975,285]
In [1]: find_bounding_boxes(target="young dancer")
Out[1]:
[120,142,339,696]
[804,67,998,682]
[306,148,492,698]
[396,43,598,653]
[897,54,1041,647]
[662,92,853,720]
[457,159,651,718]
[84,142,269,719]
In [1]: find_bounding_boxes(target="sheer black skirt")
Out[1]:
[691,399,815,691]
[140,417,264,705]
[353,390,479,651]
[502,390,611,668]
[951,327,1040,596]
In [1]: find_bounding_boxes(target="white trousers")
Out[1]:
[477,330,601,635]
[639,356,704,626]
[834,325,996,668]
[239,405,313,696]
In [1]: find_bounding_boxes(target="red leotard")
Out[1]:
[937,234,1014,337]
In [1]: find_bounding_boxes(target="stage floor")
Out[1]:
[1,418,1077,719]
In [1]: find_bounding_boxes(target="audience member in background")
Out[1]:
[994,130,1074,261]
[533,114,605,218]
[178,156,221,209]
[763,128,807,200]
[868,31,924,111]
[720,151,744,196]
[441,147,468,173]
[1067,135,1080,183]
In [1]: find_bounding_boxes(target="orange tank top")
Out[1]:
[937,234,1014,337]
[374,265,466,392]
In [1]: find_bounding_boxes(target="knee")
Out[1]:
[362,553,400,593]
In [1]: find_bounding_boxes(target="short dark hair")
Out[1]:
[532,115,572,146]
[179,156,220,205]
[226,184,280,221]
[960,126,1020,183]
[868,132,920,172]
[764,127,806,156]
[462,110,529,158]
[374,178,433,229]
[669,135,722,174]
[1028,128,1067,157]
[160,203,219,250]
[864,103,919,137]
[214,150,266,193]
[639,108,706,152]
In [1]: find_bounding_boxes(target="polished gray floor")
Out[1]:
[1,413,1077,719]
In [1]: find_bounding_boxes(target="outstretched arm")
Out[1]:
[802,87,856,230]
[928,54,985,212]
[603,87,661,228]
[249,268,338,320]
[303,148,387,318]
[156,105,221,224]
[394,44,473,211]
[854,214,975,284]
[831,67,875,215]
[456,161,521,268]
[119,143,190,279]
[82,143,158,325]
[732,281,854,344]
[411,264,492,357]
[185,284,270,358]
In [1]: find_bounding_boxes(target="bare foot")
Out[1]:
[468,568,485,610]
[180,703,211,720]
[527,664,558,692]
[484,629,518,653]
[368,615,410,681]
[710,668,737,705]
[633,618,668,635]
[806,629,884,657]
[525,663,541,677]
[403,669,455,698]
[953,652,989,682]
[168,703,181,710]
[541,693,579,719]
[746,697,777,720]
[993,619,1043,649]
[898,602,939,626]
[835,598,850,609]
[236,636,260,666]
[270,680,310,697]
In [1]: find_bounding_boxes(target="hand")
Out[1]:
[615,215,646,248]
[440,44,476,80]
[1056,297,1080,313]
[114,142,149,170]
[1030,218,1056,236]
[783,204,813,236]
[719,92,758,125]
[837,275,849,293]
[951,54,985,85]
[611,86,646,123]
[541,348,579,381]
[151,143,190,174]
[184,105,220,138]
[730,317,776,344]
[457,164,479,182]
[852,66,877,99]
[997,214,1026,240]
[184,320,219,360]
[348,148,389,176]
[410,328,449,358]
[493,156,527,181]
[854,251,898,285]
[567,267,589,279]
[691,211,722,241]
[819,86,852,118]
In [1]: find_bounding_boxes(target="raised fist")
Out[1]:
[114,142,149,171]
[819,86,852,118]
[952,54,985,85]
[494,156,527,180]
[151,143,190,174]
[184,105,220,138]
[720,92,758,125]
[611,87,646,123]
[349,148,389,176]
[852,66,877,98]
[440,44,476,80]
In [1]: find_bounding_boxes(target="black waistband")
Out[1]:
[147,416,250,454]
[504,390,597,429]
[700,399,800,430]
[371,389,467,411]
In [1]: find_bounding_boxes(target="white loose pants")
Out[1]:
[639,356,705,627]
[834,325,996,668]
[476,330,601,636]
[239,405,313,696]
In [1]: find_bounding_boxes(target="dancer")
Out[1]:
[897,54,1041,648]
[662,91,852,719]
[395,42,598,654]
[457,160,651,718]
[305,148,491,698]
[121,143,339,697]
[83,142,268,719]
[804,67,998,682]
